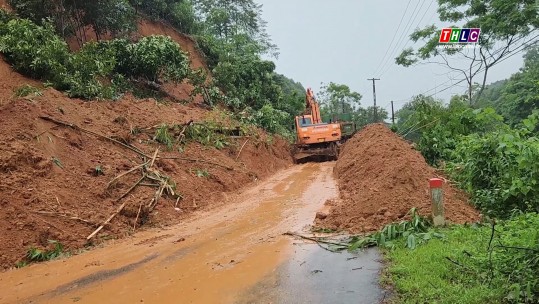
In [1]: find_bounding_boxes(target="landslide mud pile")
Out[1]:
[317,124,480,233]
[0,19,291,268]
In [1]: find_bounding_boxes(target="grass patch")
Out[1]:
[385,214,539,303]
[14,84,42,98]
[154,124,175,150]
[386,226,501,303]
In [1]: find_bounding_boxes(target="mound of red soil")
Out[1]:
[317,124,480,233]
[0,68,291,270]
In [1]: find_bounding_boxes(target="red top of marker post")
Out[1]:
[429,178,443,189]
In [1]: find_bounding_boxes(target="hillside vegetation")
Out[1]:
[1,0,305,137]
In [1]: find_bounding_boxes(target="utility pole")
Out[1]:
[367,78,380,122]
[391,100,395,125]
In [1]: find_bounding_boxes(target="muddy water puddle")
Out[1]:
[0,162,383,304]
[237,246,384,304]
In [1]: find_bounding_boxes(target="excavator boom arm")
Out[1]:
[305,88,322,124]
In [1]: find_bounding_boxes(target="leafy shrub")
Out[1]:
[185,123,229,149]
[195,169,209,178]
[488,213,539,302]
[0,19,69,86]
[26,240,64,262]
[0,8,13,24]
[348,208,442,250]
[255,104,292,138]
[418,106,505,165]
[447,214,539,303]
[0,16,193,99]
[448,113,539,217]
[65,42,120,99]
[127,36,190,82]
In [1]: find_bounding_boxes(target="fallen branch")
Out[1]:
[40,116,149,158]
[148,148,159,168]
[87,176,144,241]
[235,139,250,161]
[493,245,539,252]
[40,116,234,170]
[117,176,145,201]
[35,211,96,227]
[133,202,143,230]
[107,162,148,189]
[445,256,467,268]
[283,232,349,247]
[176,120,194,143]
[139,183,160,188]
[159,156,235,170]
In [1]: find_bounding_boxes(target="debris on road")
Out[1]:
[317,124,480,233]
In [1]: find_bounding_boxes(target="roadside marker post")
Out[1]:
[429,178,445,226]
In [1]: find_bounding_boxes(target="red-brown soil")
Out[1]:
[0,0,9,11]
[0,57,40,107]
[317,124,480,233]
[0,61,290,270]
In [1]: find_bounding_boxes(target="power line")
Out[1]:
[404,38,538,103]
[372,0,413,76]
[390,34,539,107]
[379,0,434,77]
[375,0,423,77]
[377,0,428,78]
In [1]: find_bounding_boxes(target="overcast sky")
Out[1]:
[257,0,526,113]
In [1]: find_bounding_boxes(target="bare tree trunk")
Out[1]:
[474,66,490,105]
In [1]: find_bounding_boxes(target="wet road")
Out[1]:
[238,246,384,304]
[0,162,384,304]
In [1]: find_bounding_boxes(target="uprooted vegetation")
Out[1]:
[0,0,298,269]
[0,93,291,269]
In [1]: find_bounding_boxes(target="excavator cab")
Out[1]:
[292,88,357,163]
[299,116,312,127]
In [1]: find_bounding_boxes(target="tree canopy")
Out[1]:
[317,82,387,128]
[396,0,539,103]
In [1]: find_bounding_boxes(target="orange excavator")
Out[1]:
[292,88,356,163]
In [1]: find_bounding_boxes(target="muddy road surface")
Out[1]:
[0,162,384,304]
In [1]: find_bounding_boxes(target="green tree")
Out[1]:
[473,79,508,108]
[317,82,391,127]
[130,0,201,35]
[272,73,305,117]
[496,46,539,126]
[77,0,136,40]
[317,82,362,116]
[194,0,275,54]
[395,95,444,142]
[212,47,279,110]
[354,106,389,127]
[396,0,539,103]
[396,94,504,165]
[9,0,137,44]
